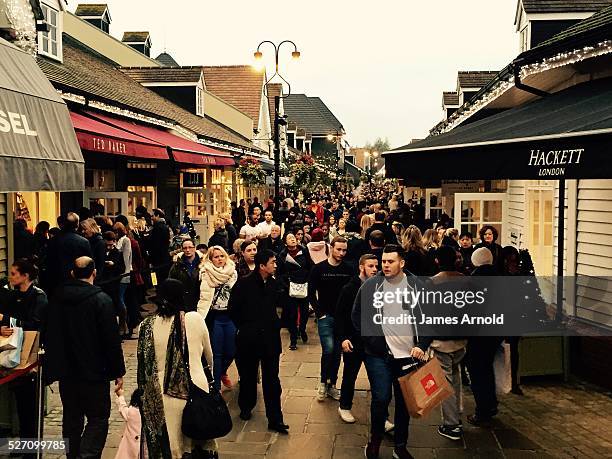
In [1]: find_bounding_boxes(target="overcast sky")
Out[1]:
[69,0,518,148]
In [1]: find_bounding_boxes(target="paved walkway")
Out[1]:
[42,317,612,459]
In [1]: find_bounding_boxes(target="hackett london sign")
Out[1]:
[528,148,584,177]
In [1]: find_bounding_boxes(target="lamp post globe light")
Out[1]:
[253,40,300,205]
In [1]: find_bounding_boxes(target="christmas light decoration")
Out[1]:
[432,40,612,136]
[58,91,86,105]
[2,0,37,55]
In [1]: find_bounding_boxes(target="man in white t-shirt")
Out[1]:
[256,210,276,239]
[240,213,260,241]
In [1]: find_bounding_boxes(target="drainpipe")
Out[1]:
[512,62,549,98]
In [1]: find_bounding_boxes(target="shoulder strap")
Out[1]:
[181,313,215,388]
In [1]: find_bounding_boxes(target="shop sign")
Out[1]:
[182,172,204,187]
[0,109,38,136]
[442,180,479,196]
[91,136,127,154]
[528,148,584,177]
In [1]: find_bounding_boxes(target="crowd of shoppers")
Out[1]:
[0,186,545,459]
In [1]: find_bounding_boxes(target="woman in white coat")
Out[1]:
[197,246,238,391]
[137,278,217,459]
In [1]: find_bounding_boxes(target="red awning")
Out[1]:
[70,112,169,159]
[84,110,234,167]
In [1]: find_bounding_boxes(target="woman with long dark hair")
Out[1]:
[237,240,257,278]
[475,225,504,273]
[137,278,217,458]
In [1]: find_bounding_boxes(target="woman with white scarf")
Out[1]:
[197,246,238,391]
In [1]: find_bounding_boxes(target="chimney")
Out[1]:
[75,4,111,33]
[122,31,152,57]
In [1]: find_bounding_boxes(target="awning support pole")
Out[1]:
[556,178,565,322]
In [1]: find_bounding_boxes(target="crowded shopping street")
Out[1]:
[1,0,612,458]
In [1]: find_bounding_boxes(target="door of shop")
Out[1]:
[83,191,128,217]
[454,193,507,245]
[527,188,554,276]
[128,186,156,216]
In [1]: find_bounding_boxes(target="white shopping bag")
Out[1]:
[0,318,24,368]
[493,342,512,395]
[0,318,22,352]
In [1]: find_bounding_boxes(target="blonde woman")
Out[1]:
[80,218,105,278]
[422,228,440,251]
[401,225,436,276]
[208,218,229,250]
[197,246,238,391]
[359,214,373,239]
[219,212,238,252]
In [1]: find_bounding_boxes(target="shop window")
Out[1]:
[14,192,60,230]
[39,3,62,61]
[85,169,115,191]
[455,193,506,244]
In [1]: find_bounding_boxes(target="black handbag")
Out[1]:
[180,320,233,441]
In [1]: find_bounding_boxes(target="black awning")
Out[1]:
[0,38,83,192]
[384,78,612,181]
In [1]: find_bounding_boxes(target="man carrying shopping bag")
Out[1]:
[352,245,428,459]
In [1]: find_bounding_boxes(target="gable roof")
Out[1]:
[37,34,254,150]
[522,0,612,13]
[203,65,265,125]
[122,32,150,43]
[443,92,459,106]
[284,94,344,136]
[457,71,498,89]
[75,3,108,17]
[156,52,179,67]
[120,66,202,84]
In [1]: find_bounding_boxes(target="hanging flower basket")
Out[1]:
[237,158,266,186]
[290,154,319,192]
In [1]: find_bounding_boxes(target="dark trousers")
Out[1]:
[507,337,520,387]
[317,316,342,385]
[467,337,503,418]
[340,347,365,410]
[286,298,309,344]
[59,380,111,459]
[12,374,40,440]
[235,351,283,424]
[126,284,141,333]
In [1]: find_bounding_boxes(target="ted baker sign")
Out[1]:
[92,136,127,154]
[528,148,584,176]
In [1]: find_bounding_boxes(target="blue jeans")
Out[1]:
[211,312,237,391]
[317,316,341,385]
[364,354,412,447]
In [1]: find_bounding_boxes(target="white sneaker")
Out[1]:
[317,382,327,402]
[338,407,356,423]
[327,385,341,401]
[385,420,395,433]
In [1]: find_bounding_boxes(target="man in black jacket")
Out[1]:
[352,245,427,459]
[45,212,92,289]
[45,257,125,459]
[336,254,378,424]
[365,212,397,246]
[228,249,288,434]
[150,208,171,284]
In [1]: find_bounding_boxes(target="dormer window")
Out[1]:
[196,86,204,116]
[38,1,62,61]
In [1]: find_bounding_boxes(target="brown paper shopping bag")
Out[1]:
[397,357,452,418]
[15,331,39,371]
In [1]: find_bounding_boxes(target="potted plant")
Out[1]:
[237,158,266,187]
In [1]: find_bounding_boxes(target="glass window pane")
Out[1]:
[532,223,540,245]
[51,26,56,41]
[544,223,553,246]
[51,42,57,56]
[544,199,553,222]
[461,200,480,222]
[42,37,48,52]
[483,200,502,222]
[50,10,57,26]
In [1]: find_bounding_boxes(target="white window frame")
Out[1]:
[196,86,204,116]
[38,2,62,61]
[519,24,530,52]
[454,192,507,245]
[425,188,443,221]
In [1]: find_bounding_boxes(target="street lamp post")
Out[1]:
[254,40,300,206]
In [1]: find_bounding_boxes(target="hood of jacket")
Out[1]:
[53,279,103,308]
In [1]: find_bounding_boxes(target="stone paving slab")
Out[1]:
[32,314,612,458]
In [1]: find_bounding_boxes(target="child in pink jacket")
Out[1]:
[115,388,144,459]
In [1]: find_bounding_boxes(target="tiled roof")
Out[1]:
[523,0,612,13]
[266,83,282,135]
[203,65,265,126]
[122,32,150,43]
[75,4,108,16]
[443,91,459,106]
[120,66,202,83]
[156,52,179,67]
[37,35,253,149]
[457,71,498,88]
[284,94,344,136]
